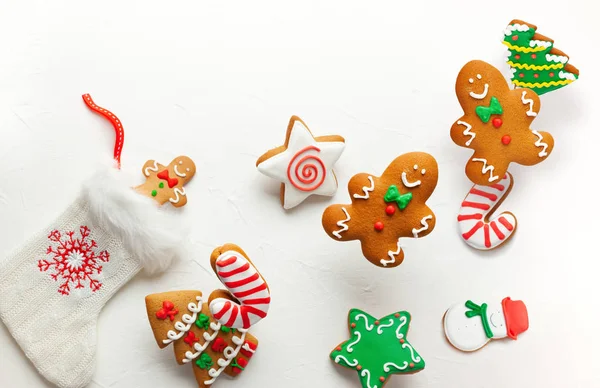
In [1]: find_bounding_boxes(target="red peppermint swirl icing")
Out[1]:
[286,145,326,191]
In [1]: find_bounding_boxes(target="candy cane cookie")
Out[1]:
[458,173,517,250]
[209,244,270,330]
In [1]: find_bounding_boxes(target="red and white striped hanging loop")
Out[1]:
[82,94,125,168]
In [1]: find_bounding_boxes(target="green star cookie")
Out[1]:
[330,309,425,387]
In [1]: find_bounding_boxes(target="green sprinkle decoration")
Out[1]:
[159,182,164,188]
[151,190,157,197]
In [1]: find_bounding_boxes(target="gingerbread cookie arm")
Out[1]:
[142,160,166,177]
[450,118,477,148]
[322,204,357,242]
[513,130,554,166]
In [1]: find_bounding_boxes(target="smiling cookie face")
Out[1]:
[169,156,196,185]
[451,60,554,186]
[322,152,438,268]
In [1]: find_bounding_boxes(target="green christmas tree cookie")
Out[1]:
[503,19,579,95]
[330,309,425,387]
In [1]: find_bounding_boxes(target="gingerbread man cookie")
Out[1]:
[136,156,196,207]
[451,60,554,186]
[256,116,345,209]
[145,244,269,387]
[322,152,438,268]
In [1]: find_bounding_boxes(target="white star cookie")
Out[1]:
[256,116,345,209]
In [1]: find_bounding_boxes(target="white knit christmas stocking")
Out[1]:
[0,95,188,388]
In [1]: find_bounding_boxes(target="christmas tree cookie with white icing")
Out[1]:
[256,116,345,209]
[443,297,529,352]
[504,19,579,95]
[322,152,438,268]
[330,309,425,387]
[145,244,270,387]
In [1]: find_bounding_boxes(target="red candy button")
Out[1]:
[374,222,384,231]
[502,135,511,145]
[492,118,502,128]
[385,205,395,215]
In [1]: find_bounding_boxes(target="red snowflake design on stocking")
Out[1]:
[37,226,110,295]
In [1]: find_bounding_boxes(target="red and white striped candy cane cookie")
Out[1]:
[458,173,517,250]
[209,244,270,330]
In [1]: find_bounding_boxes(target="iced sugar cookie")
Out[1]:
[450,60,554,186]
[443,297,529,352]
[256,116,345,209]
[458,173,517,250]
[145,244,269,386]
[330,309,425,387]
[322,152,438,268]
[504,19,579,95]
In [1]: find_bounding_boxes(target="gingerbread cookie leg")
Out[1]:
[458,173,517,250]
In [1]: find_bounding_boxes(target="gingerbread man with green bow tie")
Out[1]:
[450,60,555,186]
[322,152,438,268]
[136,156,196,207]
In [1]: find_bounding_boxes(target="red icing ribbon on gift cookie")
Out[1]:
[82,94,125,168]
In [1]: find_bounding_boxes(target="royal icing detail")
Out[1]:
[256,116,345,209]
[520,91,538,118]
[204,329,248,385]
[331,309,425,387]
[144,160,160,177]
[169,187,187,204]
[471,158,499,182]
[412,215,433,238]
[209,251,270,329]
[353,176,375,199]
[332,207,351,239]
[457,120,475,146]
[503,20,579,94]
[531,130,549,157]
[458,173,517,250]
[163,296,204,345]
[401,172,421,188]
[469,83,489,100]
[444,297,529,352]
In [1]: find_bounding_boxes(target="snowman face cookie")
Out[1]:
[443,297,529,352]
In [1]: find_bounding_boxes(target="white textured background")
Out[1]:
[0,1,597,387]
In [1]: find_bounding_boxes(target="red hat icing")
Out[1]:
[502,297,529,340]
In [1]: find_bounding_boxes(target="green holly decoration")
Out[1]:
[384,185,412,210]
[503,20,579,95]
[230,358,245,371]
[195,353,213,370]
[220,325,236,334]
[330,309,425,388]
[195,313,210,330]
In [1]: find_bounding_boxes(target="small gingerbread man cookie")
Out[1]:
[322,152,438,268]
[451,60,554,186]
[256,116,345,209]
[136,156,196,207]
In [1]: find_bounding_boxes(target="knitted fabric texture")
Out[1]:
[0,167,186,388]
